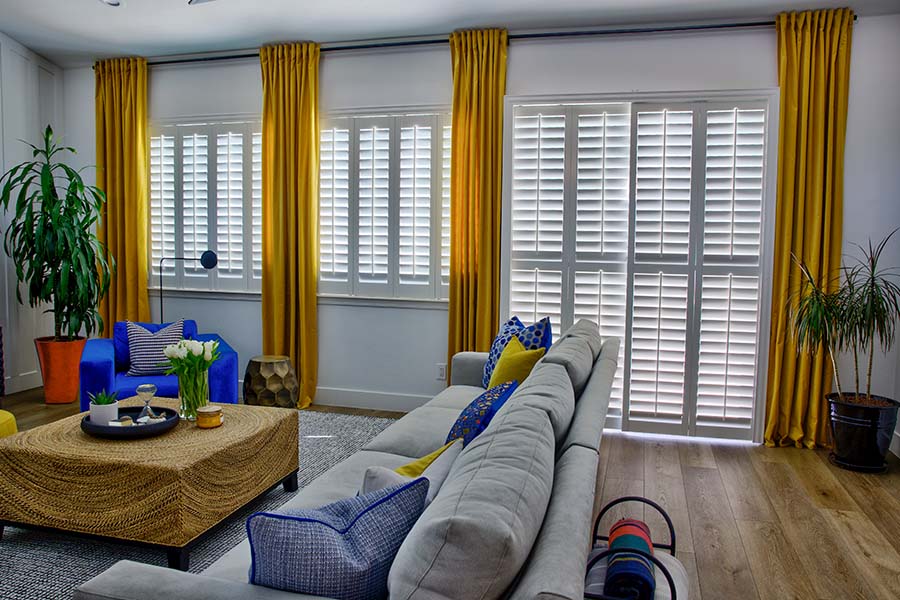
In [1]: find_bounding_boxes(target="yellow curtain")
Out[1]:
[447,29,508,363]
[259,43,320,409]
[95,57,151,332]
[765,9,853,448]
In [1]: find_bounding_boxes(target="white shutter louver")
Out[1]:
[399,123,431,286]
[182,133,209,278]
[150,134,175,277]
[216,131,243,279]
[510,268,563,333]
[704,108,765,263]
[512,111,565,255]
[357,124,390,286]
[251,132,263,280]
[441,124,451,287]
[576,110,630,257]
[634,109,693,260]
[319,126,351,285]
[628,272,689,428]
[696,274,760,431]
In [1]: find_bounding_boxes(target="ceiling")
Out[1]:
[0,0,897,68]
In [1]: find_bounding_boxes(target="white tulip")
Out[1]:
[187,340,204,356]
[174,346,188,360]
[163,345,176,359]
[203,340,215,361]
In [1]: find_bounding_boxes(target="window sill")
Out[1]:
[149,288,449,310]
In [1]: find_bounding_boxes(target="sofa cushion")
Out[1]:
[562,340,619,454]
[447,380,518,446]
[362,439,462,504]
[541,335,594,398]
[507,445,599,600]
[555,319,603,362]
[363,406,461,458]
[114,372,180,398]
[248,479,429,600]
[388,402,556,600]
[114,319,198,371]
[425,385,484,411]
[505,362,575,448]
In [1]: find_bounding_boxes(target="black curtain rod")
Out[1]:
[145,18,800,67]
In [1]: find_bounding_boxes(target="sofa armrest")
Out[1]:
[79,338,116,411]
[197,333,239,404]
[450,352,489,387]
[75,560,332,600]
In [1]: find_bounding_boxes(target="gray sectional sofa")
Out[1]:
[75,320,619,600]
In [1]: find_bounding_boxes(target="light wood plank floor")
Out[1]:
[6,389,900,599]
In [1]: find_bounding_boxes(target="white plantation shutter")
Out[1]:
[634,109,693,261]
[216,131,243,280]
[627,272,689,432]
[441,123,451,287]
[357,122,391,290]
[150,134,175,277]
[182,133,209,280]
[319,124,351,289]
[398,120,432,288]
[251,132,263,281]
[505,99,770,440]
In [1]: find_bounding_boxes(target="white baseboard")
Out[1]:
[4,371,42,395]
[891,430,900,459]
[314,386,431,413]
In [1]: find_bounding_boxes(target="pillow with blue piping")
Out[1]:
[446,380,519,446]
[247,478,429,600]
[482,316,552,388]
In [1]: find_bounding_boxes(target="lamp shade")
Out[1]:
[200,250,218,269]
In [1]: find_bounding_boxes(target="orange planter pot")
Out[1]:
[34,337,86,404]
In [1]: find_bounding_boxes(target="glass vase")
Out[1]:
[178,369,209,421]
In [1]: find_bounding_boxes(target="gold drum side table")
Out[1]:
[243,355,299,408]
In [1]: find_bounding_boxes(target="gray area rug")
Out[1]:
[0,411,395,600]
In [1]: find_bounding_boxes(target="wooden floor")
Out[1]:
[595,431,900,600]
[6,389,900,599]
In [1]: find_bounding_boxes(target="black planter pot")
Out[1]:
[827,393,900,473]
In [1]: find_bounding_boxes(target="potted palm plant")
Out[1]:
[0,126,114,404]
[791,230,900,472]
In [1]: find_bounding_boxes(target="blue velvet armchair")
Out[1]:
[79,320,239,411]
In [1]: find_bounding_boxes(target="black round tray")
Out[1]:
[81,406,180,440]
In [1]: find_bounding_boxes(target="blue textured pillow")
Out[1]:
[446,380,519,446]
[248,478,429,600]
[482,316,552,387]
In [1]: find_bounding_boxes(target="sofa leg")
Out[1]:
[283,470,299,493]
[167,548,189,571]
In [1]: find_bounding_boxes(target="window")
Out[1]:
[150,120,262,292]
[504,98,772,440]
[319,112,450,300]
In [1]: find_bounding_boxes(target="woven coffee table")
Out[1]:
[0,398,298,570]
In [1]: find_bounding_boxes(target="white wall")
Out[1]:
[58,15,900,417]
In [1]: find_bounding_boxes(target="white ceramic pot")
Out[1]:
[90,400,119,426]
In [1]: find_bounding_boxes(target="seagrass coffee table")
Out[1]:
[0,398,298,570]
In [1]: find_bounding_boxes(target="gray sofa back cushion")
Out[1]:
[506,445,600,600]
[505,362,575,447]
[388,404,556,600]
[555,319,603,362]
[541,335,594,398]
[561,338,619,454]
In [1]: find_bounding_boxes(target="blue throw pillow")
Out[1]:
[446,380,519,446]
[125,319,185,376]
[248,478,429,600]
[482,316,552,387]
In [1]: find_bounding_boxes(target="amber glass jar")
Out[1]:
[196,405,223,429]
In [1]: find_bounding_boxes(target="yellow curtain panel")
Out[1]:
[447,29,508,363]
[95,57,151,331]
[765,9,853,448]
[259,43,320,409]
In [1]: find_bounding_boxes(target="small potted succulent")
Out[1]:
[790,230,900,472]
[88,390,119,426]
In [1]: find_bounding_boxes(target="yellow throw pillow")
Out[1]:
[395,440,458,478]
[487,336,545,389]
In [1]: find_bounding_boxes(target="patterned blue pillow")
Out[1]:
[248,478,429,600]
[446,380,519,446]
[482,316,552,387]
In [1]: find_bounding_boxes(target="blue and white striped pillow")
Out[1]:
[125,319,184,376]
[248,478,429,600]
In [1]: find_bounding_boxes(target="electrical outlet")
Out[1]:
[436,363,447,382]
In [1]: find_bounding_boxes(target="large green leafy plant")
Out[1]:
[791,230,900,403]
[0,126,114,340]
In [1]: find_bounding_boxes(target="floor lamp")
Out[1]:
[158,250,218,323]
